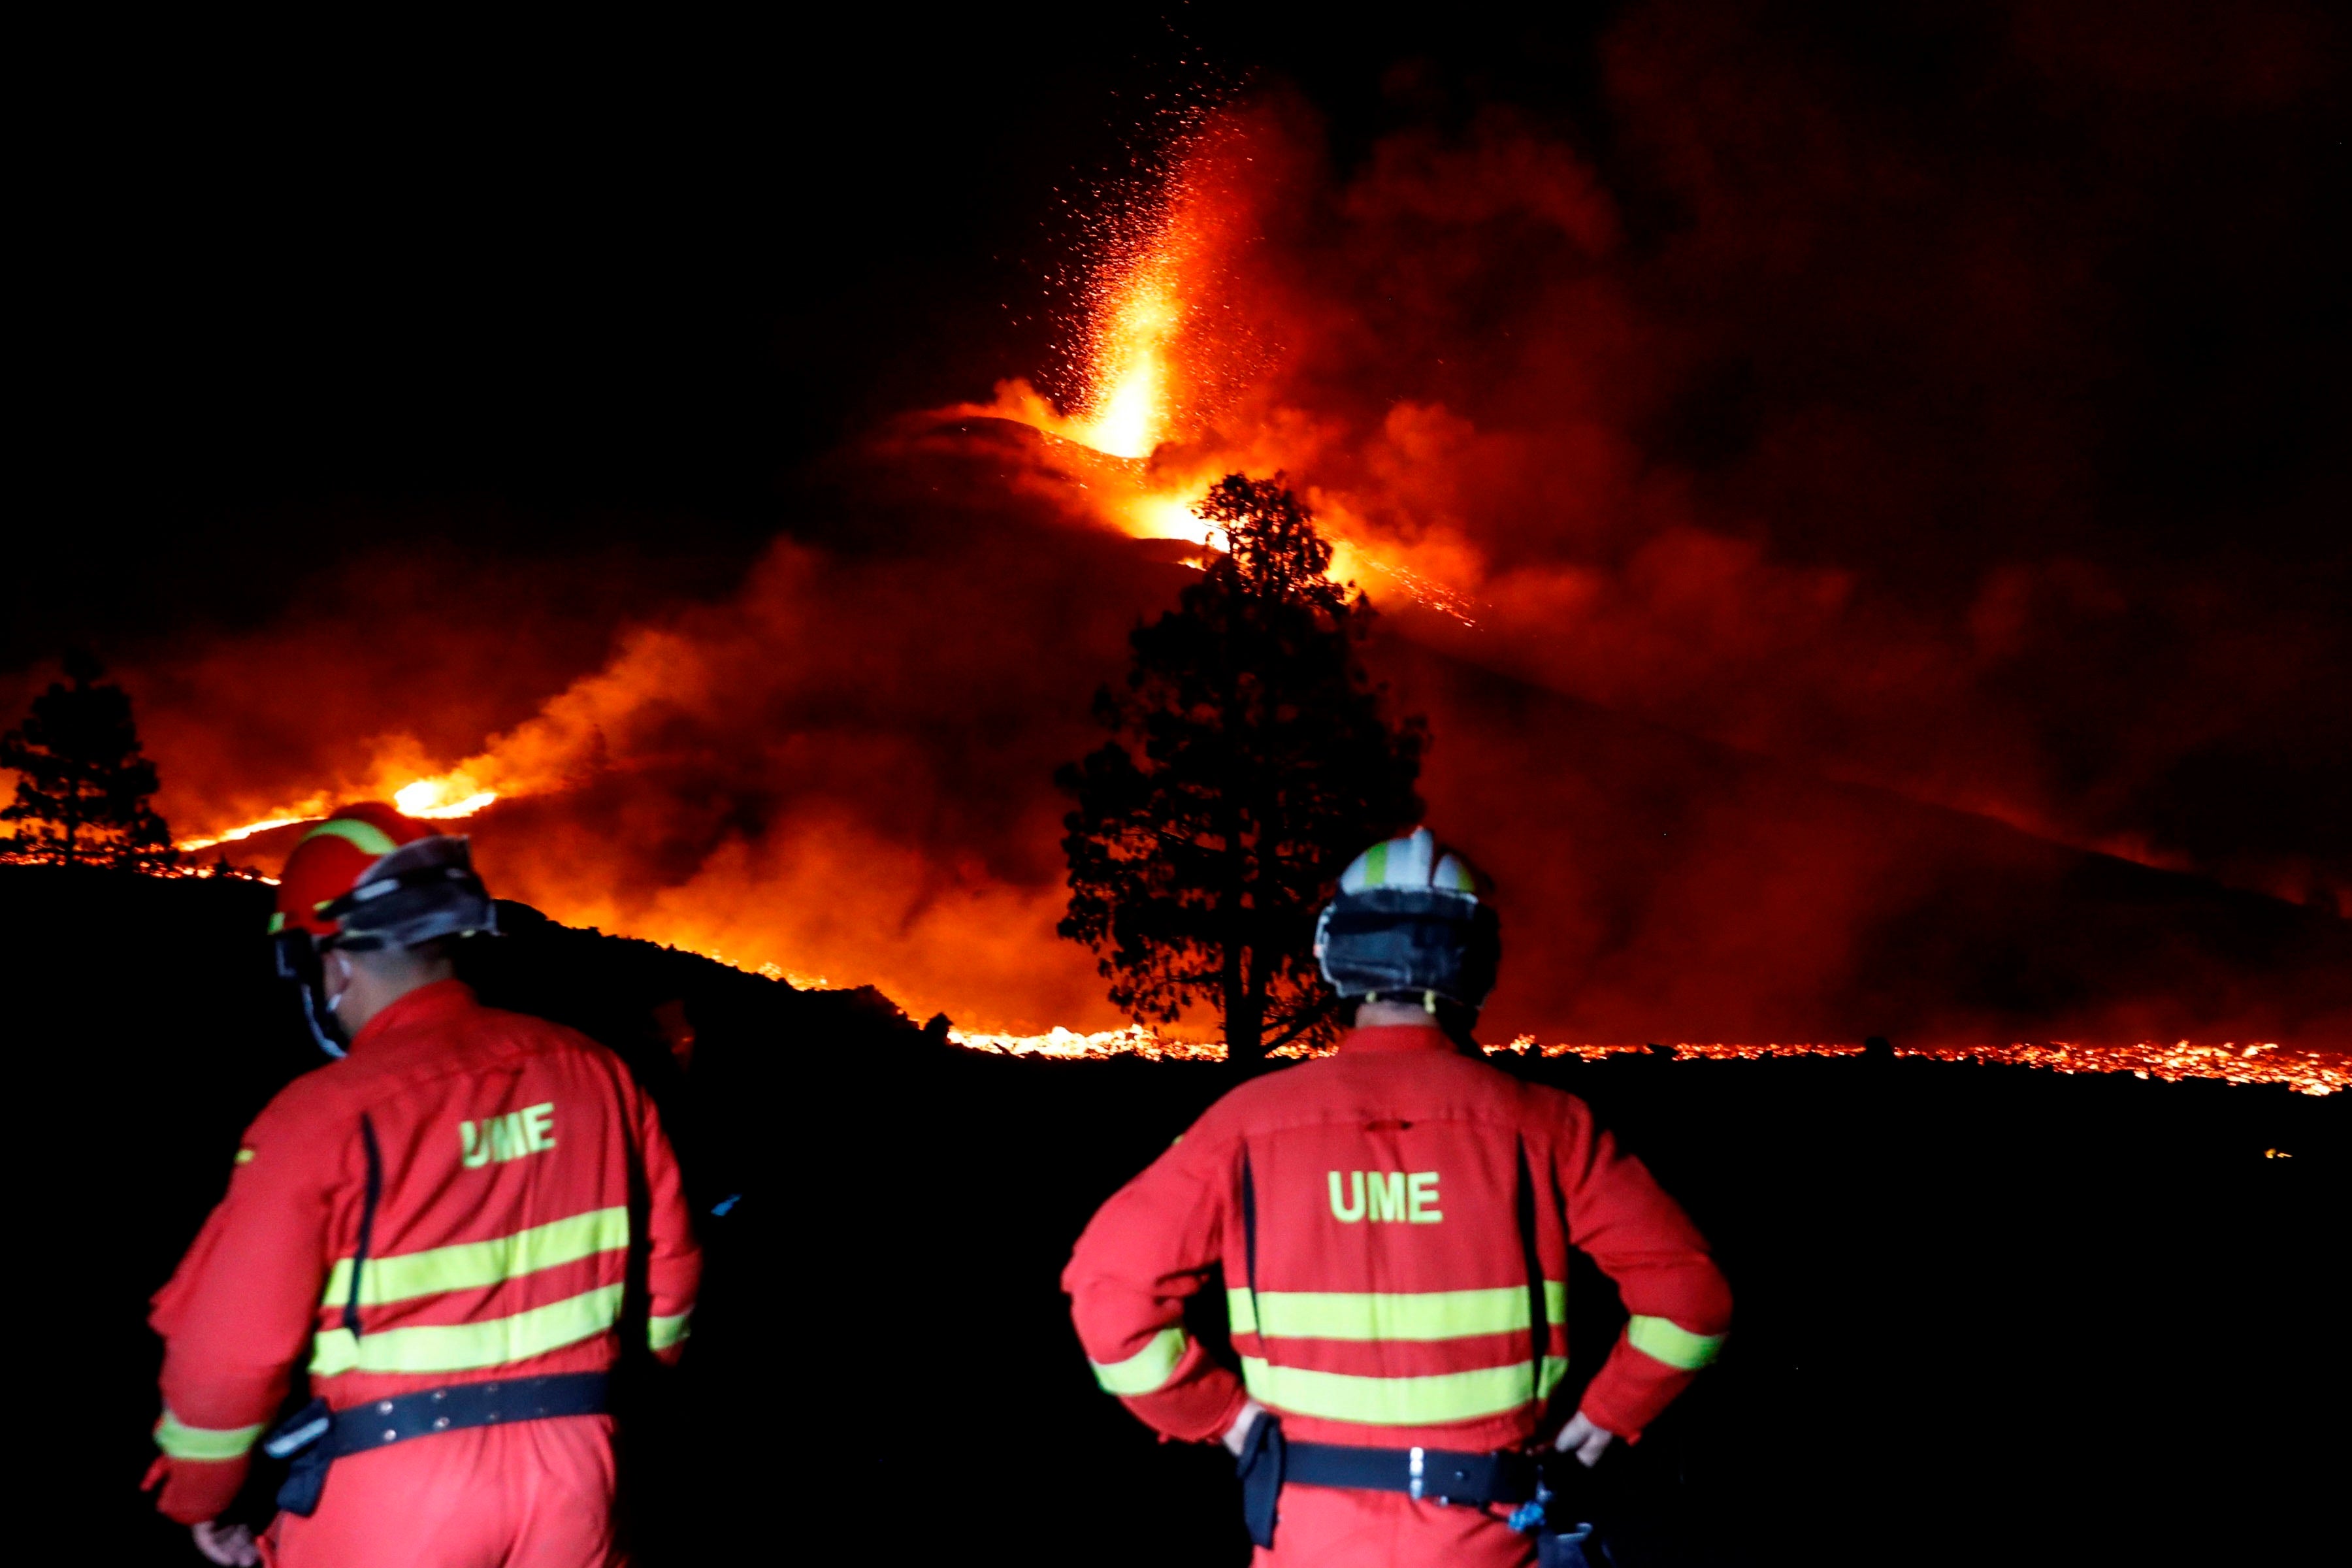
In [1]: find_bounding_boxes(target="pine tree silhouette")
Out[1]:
[1,649,177,870]
[1057,476,1426,1068]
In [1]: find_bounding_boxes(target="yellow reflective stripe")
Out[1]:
[267,911,286,934]
[321,1207,630,1309]
[310,1284,623,1377]
[649,1310,693,1351]
[1228,1283,1567,1341]
[155,1409,267,1461]
[1240,1354,1570,1426]
[1364,840,1390,885]
[299,817,402,858]
[1626,1315,1725,1371]
[1089,1326,1189,1396]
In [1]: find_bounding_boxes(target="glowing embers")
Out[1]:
[948,157,1486,620]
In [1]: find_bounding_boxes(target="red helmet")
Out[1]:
[271,803,496,950]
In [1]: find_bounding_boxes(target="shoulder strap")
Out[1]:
[342,1114,383,1339]
[1239,1143,1262,1328]
[1515,1137,1550,1408]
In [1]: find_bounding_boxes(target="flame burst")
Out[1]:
[949,129,1481,624]
[956,169,1209,532]
[1073,267,1181,461]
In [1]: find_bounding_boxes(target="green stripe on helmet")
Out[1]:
[299,817,402,858]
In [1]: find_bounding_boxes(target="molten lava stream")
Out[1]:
[394,777,498,819]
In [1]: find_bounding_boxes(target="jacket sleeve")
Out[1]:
[1062,1130,1251,1444]
[146,1094,340,1524]
[633,1080,702,1365]
[1554,1097,1733,1441]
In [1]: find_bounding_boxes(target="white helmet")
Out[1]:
[1313,828,1499,1010]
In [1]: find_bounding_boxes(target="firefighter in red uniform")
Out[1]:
[144,804,701,1567]
[1064,828,1733,1567]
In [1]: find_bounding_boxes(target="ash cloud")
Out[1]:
[1148,1,2347,916]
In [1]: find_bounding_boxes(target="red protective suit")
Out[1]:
[1064,1024,1732,1567]
[148,980,701,1568]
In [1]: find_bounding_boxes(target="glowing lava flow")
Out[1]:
[948,1024,1224,1061]
[175,813,322,853]
[929,1021,2342,1093]
[1490,1037,2345,1096]
[394,776,499,820]
[176,774,498,855]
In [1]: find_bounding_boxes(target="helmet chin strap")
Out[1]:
[295,971,348,1059]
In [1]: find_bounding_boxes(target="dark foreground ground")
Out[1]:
[10,866,2345,1567]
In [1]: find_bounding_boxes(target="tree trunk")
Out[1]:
[1217,788,1266,1071]
[1227,949,1265,1073]
[1220,875,1262,1071]
[1241,930,1273,1073]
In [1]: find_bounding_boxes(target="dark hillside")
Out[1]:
[4,865,927,1565]
[6,866,2343,1566]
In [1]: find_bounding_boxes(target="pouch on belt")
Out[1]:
[1234,1412,1287,1549]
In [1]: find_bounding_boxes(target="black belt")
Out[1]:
[1284,1438,1540,1507]
[1241,1422,1605,1561]
[321,1371,610,1458]
[264,1372,609,1516]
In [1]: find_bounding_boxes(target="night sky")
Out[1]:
[12,3,2347,1045]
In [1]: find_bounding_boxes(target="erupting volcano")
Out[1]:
[44,66,2346,1094]
[20,19,2350,1568]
